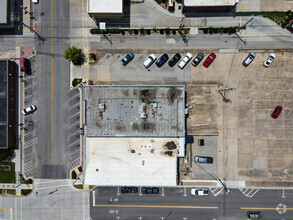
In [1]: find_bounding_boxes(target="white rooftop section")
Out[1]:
[84,137,179,186]
[0,0,7,24]
[88,0,123,13]
[184,0,238,6]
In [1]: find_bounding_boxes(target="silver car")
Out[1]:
[22,105,37,115]
[242,52,256,67]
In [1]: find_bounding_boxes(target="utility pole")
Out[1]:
[219,179,230,193]
[218,87,233,103]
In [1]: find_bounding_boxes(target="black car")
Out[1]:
[168,53,181,67]
[156,54,169,67]
[121,52,134,66]
[142,187,159,194]
[247,211,263,219]
[191,52,204,67]
[121,187,138,193]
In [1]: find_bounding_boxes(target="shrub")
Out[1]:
[208,27,213,34]
[121,30,125,35]
[72,78,82,87]
[64,46,83,65]
[213,28,218,34]
[108,29,121,34]
[129,29,133,35]
[165,28,170,35]
[155,0,162,4]
[90,29,102,34]
[134,30,138,35]
[160,29,164,34]
[72,170,77,179]
[153,27,157,32]
[172,29,176,35]
[223,28,228,34]
[183,28,189,34]
[218,27,224,34]
[139,28,145,35]
[146,29,151,35]
[21,189,32,196]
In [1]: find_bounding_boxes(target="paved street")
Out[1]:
[91,186,293,220]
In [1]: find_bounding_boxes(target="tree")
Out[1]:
[64,46,83,65]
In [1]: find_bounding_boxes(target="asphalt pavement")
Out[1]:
[91,186,293,220]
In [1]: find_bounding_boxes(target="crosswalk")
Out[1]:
[24,137,38,149]
[68,158,81,171]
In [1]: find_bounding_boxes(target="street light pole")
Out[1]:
[21,22,45,42]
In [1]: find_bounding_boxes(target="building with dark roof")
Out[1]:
[0,60,18,149]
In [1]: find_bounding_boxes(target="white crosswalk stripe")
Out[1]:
[209,187,224,196]
[68,158,81,170]
[24,137,38,149]
[24,161,37,173]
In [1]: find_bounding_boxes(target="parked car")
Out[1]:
[191,52,204,67]
[156,54,169,67]
[121,52,134,66]
[32,0,39,3]
[191,189,209,196]
[178,53,192,69]
[263,53,275,67]
[242,52,256,67]
[203,52,216,68]
[271,105,282,119]
[22,105,37,116]
[143,54,156,68]
[247,211,263,219]
[142,187,159,194]
[168,53,181,67]
[121,187,138,193]
[194,156,213,164]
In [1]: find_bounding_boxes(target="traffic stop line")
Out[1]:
[94,204,219,209]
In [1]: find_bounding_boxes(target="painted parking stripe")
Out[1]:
[95,205,218,209]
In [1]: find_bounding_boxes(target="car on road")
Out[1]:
[242,52,256,67]
[191,52,204,67]
[203,52,216,68]
[194,156,213,164]
[271,105,282,119]
[142,187,159,194]
[143,54,156,68]
[32,0,39,3]
[263,53,275,67]
[121,187,138,193]
[121,52,134,66]
[22,105,37,116]
[178,53,192,69]
[246,211,263,219]
[191,189,209,196]
[156,54,169,67]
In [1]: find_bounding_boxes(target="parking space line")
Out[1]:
[68,121,80,129]
[95,205,219,209]
[67,140,80,148]
[67,103,80,111]
[139,187,142,196]
[68,131,79,139]
[161,187,165,196]
[68,149,80,157]
[117,187,120,195]
[67,93,80,102]
[24,83,38,89]
[241,207,293,210]
[68,112,80,120]
[183,187,187,196]
[93,191,95,206]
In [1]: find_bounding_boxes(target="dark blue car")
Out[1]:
[156,54,169,67]
[121,52,134,66]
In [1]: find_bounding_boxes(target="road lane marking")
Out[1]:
[51,0,54,165]
[95,205,218,209]
[0,207,10,209]
[183,187,187,196]
[241,207,293,210]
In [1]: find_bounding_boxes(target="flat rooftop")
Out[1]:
[0,61,7,148]
[84,137,178,186]
[0,0,7,24]
[184,0,238,6]
[87,0,123,13]
[83,85,185,137]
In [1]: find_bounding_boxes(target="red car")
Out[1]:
[203,53,216,68]
[271,106,282,119]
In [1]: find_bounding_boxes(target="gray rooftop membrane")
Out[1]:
[83,85,185,137]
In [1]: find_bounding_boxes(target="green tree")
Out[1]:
[64,46,83,65]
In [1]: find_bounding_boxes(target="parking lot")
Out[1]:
[80,50,293,185]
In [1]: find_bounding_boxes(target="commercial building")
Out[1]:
[0,0,8,24]
[0,60,18,149]
[82,85,186,186]
[87,0,124,19]
[182,0,238,12]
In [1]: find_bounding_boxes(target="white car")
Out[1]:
[22,105,37,115]
[32,0,39,3]
[263,53,275,67]
[178,53,192,69]
[191,189,209,196]
[143,54,156,68]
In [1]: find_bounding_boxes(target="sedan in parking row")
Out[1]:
[178,53,192,69]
